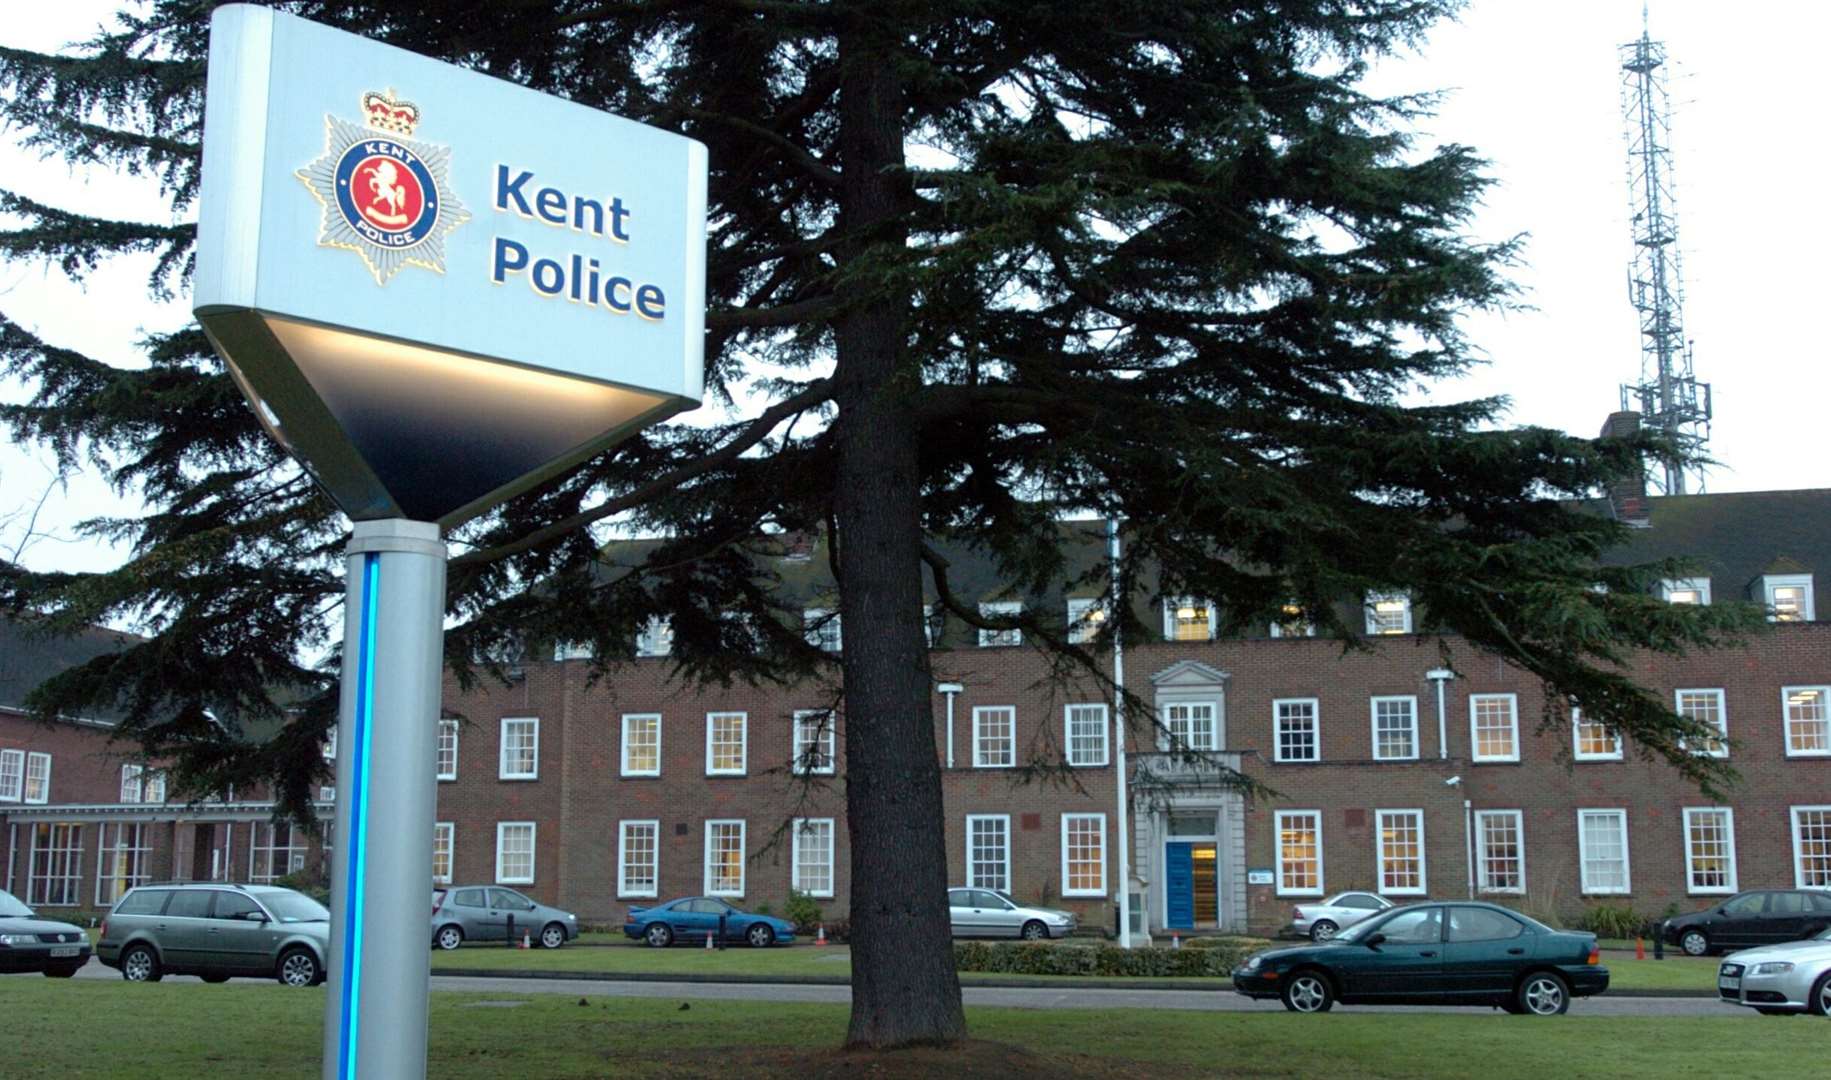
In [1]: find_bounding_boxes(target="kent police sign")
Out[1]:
[196,5,706,527]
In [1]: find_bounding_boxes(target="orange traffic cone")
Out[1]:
[705,930,714,950]
[520,931,530,950]
[815,924,828,946]
[1635,937,1646,960]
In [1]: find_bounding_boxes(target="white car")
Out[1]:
[1287,891,1393,942]
[947,888,1078,940]
[1716,927,1831,1016]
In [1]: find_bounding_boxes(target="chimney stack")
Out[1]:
[1598,411,1649,523]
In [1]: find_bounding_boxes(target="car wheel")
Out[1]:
[1020,920,1049,941]
[1309,920,1339,943]
[43,967,79,979]
[278,948,321,988]
[1680,930,1710,957]
[747,923,776,948]
[121,944,162,983]
[1518,972,1570,1016]
[200,974,231,984]
[540,923,566,949]
[1280,970,1334,1013]
[644,923,674,948]
[1810,971,1831,1017]
[434,924,464,951]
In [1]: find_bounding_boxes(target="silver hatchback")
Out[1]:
[431,886,578,949]
[97,883,330,986]
[947,888,1078,940]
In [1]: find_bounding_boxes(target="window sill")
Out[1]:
[617,892,659,900]
[620,772,662,779]
[1573,756,1624,764]
[497,774,540,782]
[1471,758,1521,765]
[705,770,749,778]
[1275,890,1325,898]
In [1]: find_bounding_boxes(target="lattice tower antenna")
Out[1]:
[1618,10,1710,495]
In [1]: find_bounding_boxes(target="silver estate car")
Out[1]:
[1716,926,1831,1016]
[1286,891,1394,942]
[97,882,330,986]
[431,886,579,950]
[947,888,1078,940]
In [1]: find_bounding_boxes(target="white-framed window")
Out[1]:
[437,719,459,780]
[249,822,307,884]
[1371,696,1419,761]
[322,728,337,761]
[1162,701,1219,751]
[144,770,165,804]
[1375,809,1426,895]
[1676,688,1728,758]
[1269,603,1314,638]
[1661,577,1711,605]
[27,823,83,906]
[1792,806,1831,889]
[977,601,1023,647]
[1469,693,1520,763]
[1783,686,1831,758]
[498,717,539,780]
[966,814,1011,892]
[972,706,1015,768]
[621,713,662,777]
[1162,597,1216,642]
[1066,597,1107,644]
[120,764,145,804]
[922,603,945,648]
[552,639,594,661]
[704,819,746,896]
[618,820,659,898]
[792,710,837,775]
[705,712,748,776]
[23,751,50,804]
[636,616,674,658]
[1061,813,1107,897]
[1572,707,1622,761]
[1577,809,1631,894]
[1364,592,1412,635]
[1475,810,1525,894]
[1682,807,1737,894]
[1764,574,1815,622]
[0,748,23,801]
[433,822,455,885]
[496,822,536,884]
[96,822,150,905]
[803,608,842,653]
[791,818,835,898]
[1065,704,1109,767]
[1275,810,1323,896]
[1274,698,1320,762]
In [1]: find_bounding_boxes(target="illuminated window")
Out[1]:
[977,601,1023,647]
[499,717,539,779]
[433,822,455,885]
[496,822,536,885]
[803,608,842,653]
[792,818,834,898]
[23,751,50,804]
[704,819,746,896]
[1792,806,1831,889]
[1065,704,1109,767]
[1162,701,1218,751]
[1475,810,1524,894]
[706,712,747,775]
[1274,698,1320,762]
[621,713,661,776]
[96,822,150,905]
[1276,810,1323,896]
[793,710,837,775]
[1682,807,1737,894]
[1061,814,1106,897]
[618,820,658,898]
[1572,707,1622,761]
[973,706,1015,768]
[1764,575,1814,622]
[144,770,165,804]
[1269,603,1314,638]
[1066,597,1107,645]
[1784,686,1830,757]
[1661,577,1710,605]
[1371,697,1418,761]
[1162,597,1215,642]
[1469,694,1519,763]
[1676,688,1728,758]
[1578,809,1630,894]
[1364,593,1412,635]
[966,815,1010,892]
[1376,810,1426,895]
[437,719,460,780]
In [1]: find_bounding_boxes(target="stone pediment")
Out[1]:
[1149,659,1230,690]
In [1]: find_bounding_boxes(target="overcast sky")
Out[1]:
[2,0,1824,578]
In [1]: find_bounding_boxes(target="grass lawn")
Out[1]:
[432,938,1721,993]
[0,979,1813,1079]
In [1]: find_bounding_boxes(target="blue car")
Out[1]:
[623,896,797,948]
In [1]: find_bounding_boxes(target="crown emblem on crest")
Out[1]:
[361,89,421,137]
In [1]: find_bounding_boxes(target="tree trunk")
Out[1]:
[834,26,968,1050]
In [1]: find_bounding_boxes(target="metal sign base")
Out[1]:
[323,519,446,1080]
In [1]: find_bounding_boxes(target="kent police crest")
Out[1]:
[297,89,470,284]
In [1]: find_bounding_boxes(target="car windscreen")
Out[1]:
[1817,926,1831,941]
[263,891,330,923]
[0,889,32,918]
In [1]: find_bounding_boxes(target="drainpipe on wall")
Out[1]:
[1109,516,1132,949]
[937,683,963,769]
[1463,799,1476,900]
[4,822,14,893]
[1426,668,1454,758]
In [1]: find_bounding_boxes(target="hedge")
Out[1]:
[953,937,1268,978]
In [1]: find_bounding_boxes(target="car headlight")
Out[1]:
[1751,962,1795,975]
[1244,954,1263,971]
[0,934,35,945]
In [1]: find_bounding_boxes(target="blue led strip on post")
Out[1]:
[339,553,380,1080]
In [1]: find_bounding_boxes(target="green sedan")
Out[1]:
[1232,901,1608,1015]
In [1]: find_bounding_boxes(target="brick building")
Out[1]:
[5,486,1829,939]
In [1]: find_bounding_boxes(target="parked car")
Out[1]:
[431,886,579,950]
[1232,901,1608,1015]
[1715,925,1831,1015]
[1286,890,1393,942]
[1661,889,1831,957]
[96,882,329,986]
[0,887,91,978]
[947,887,1078,940]
[622,896,797,948]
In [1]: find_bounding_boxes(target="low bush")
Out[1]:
[954,937,1267,978]
[1573,902,1657,940]
[784,890,824,933]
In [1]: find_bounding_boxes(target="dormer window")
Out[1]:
[1269,603,1314,638]
[922,604,944,648]
[1364,593,1412,635]
[803,608,842,652]
[635,617,674,658]
[1066,597,1107,645]
[1661,578,1711,606]
[1763,574,1815,622]
[1162,597,1216,642]
[978,601,1023,647]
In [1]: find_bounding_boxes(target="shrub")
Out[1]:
[1573,902,1655,940]
[275,868,331,906]
[784,890,824,933]
[953,938,1269,979]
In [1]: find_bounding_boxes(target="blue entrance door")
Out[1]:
[1165,842,1194,929]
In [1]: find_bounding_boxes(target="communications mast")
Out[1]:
[1618,12,1710,495]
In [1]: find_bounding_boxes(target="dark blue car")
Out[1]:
[623,896,797,948]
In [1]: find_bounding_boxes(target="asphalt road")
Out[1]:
[66,959,1739,1017]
